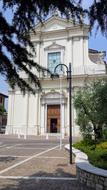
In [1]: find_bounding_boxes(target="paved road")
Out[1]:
[0,135,94,190]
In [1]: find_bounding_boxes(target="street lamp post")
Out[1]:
[67,63,72,164]
[54,62,72,164]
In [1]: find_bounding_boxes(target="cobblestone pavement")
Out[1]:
[0,135,94,190]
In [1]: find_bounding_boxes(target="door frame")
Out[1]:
[47,104,60,133]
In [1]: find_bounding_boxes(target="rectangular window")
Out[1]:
[48,52,61,73]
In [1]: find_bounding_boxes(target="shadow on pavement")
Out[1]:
[0,157,15,162]
[0,169,95,190]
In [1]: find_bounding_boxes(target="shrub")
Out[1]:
[96,142,107,149]
[73,140,107,169]
[88,149,107,169]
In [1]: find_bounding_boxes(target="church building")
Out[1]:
[6,15,106,138]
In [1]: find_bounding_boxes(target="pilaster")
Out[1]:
[40,103,45,135]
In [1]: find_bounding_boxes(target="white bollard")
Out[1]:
[60,133,62,150]
[18,133,20,139]
[46,133,49,140]
[24,133,27,140]
[18,129,20,139]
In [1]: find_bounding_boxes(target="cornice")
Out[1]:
[44,42,65,51]
[30,25,89,40]
[39,73,106,82]
[31,35,88,44]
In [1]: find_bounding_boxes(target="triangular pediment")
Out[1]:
[34,15,76,32]
[42,91,65,99]
[44,42,65,51]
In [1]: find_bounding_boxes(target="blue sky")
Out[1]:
[89,30,107,55]
[0,0,107,96]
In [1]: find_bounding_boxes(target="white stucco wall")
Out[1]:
[6,15,106,137]
[13,93,27,126]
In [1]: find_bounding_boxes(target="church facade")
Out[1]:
[6,15,106,137]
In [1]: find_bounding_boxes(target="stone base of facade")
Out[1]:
[5,125,39,136]
[5,125,81,140]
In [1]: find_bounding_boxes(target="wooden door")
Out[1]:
[47,105,60,133]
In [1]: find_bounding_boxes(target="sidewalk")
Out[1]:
[0,135,94,189]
